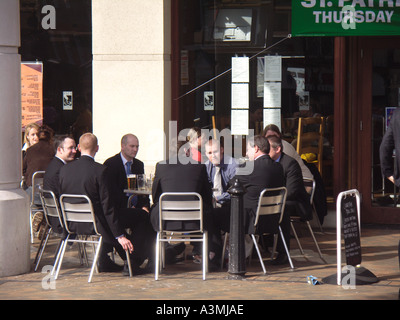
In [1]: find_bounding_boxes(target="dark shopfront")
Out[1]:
[20,0,92,142]
[171,0,400,225]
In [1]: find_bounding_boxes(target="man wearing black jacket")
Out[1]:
[267,135,312,264]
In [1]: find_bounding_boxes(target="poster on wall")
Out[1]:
[204,91,214,111]
[63,91,73,110]
[21,62,43,130]
[231,109,249,135]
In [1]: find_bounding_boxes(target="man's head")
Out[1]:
[78,133,99,156]
[266,135,283,161]
[262,124,281,139]
[121,134,139,161]
[54,135,76,162]
[246,135,270,161]
[205,139,224,166]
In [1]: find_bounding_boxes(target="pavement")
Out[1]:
[0,222,399,306]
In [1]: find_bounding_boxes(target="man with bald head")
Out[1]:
[59,133,134,274]
[104,133,149,211]
[103,134,157,269]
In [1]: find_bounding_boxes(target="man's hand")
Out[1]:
[388,176,395,184]
[118,236,134,253]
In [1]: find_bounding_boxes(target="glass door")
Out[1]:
[357,38,400,224]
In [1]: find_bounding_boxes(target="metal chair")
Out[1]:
[303,177,324,233]
[34,187,65,272]
[53,194,101,282]
[290,178,324,261]
[155,192,207,280]
[29,171,45,243]
[250,187,294,273]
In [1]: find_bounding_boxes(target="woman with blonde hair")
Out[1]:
[22,122,40,157]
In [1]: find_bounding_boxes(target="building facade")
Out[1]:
[18,0,400,228]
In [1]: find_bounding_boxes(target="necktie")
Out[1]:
[126,161,132,175]
[213,166,222,207]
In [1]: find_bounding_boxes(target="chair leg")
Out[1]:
[30,209,34,244]
[54,235,69,279]
[202,231,208,280]
[88,237,102,283]
[155,233,161,280]
[290,221,305,255]
[125,249,132,277]
[251,234,267,274]
[306,221,324,260]
[51,239,66,276]
[279,226,294,269]
[34,225,51,272]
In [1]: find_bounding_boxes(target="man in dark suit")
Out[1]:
[267,135,312,264]
[59,133,134,274]
[41,135,77,236]
[43,135,77,198]
[233,135,285,262]
[150,140,222,268]
[103,134,157,267]
[379,108,400,269]
[103,134,149,211]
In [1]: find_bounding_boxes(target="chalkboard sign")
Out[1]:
[341,195,362,266]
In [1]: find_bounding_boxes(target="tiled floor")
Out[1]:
[0,224,399,301]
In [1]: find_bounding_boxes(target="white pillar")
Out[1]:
[92,0,172,173]
[0,0,30,277]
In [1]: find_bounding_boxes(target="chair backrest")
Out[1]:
[59,194,100,236]
[31,171,45,205]
[159,192,203,233]
[38,187,64,229]
[254,187,287,226]
[296,117,325,174]
[303,177,316,205]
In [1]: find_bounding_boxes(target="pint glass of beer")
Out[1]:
[127,174,137,189]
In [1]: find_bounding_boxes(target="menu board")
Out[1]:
[341,195,362,267]
[21,62,43,130]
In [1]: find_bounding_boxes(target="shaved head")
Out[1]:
[79,133,98,154]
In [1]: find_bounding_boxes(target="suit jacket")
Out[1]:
[59,155,124,244]
[103,153,150,209]
[150,160,214,231]
[233,154,285,234]
[380,108,400,187]
[279,152,312,220]
[43,156,66,234]
[43,157,65,198]
[23,140,55,187]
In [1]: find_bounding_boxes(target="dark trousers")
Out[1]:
[101,208,156,266]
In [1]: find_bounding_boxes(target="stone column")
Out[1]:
[92,0,172,171]
[0,0,30,277]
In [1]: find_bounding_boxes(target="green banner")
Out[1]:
[292,0,400,36]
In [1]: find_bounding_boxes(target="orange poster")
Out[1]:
[21,62,43,130]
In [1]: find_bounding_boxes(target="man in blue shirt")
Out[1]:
[205,139,238,232]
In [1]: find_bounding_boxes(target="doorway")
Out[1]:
[355,37,400,224]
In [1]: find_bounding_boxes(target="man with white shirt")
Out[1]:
[103,134,150,211]
[205,138,237,233]
[33,135,77,237]
[43,135,77,198]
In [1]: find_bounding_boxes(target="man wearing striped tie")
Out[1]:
[205,138,238,233]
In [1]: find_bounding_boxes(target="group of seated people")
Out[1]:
[26,122,317,276]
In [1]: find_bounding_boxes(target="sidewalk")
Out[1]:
[0,224,399,301]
